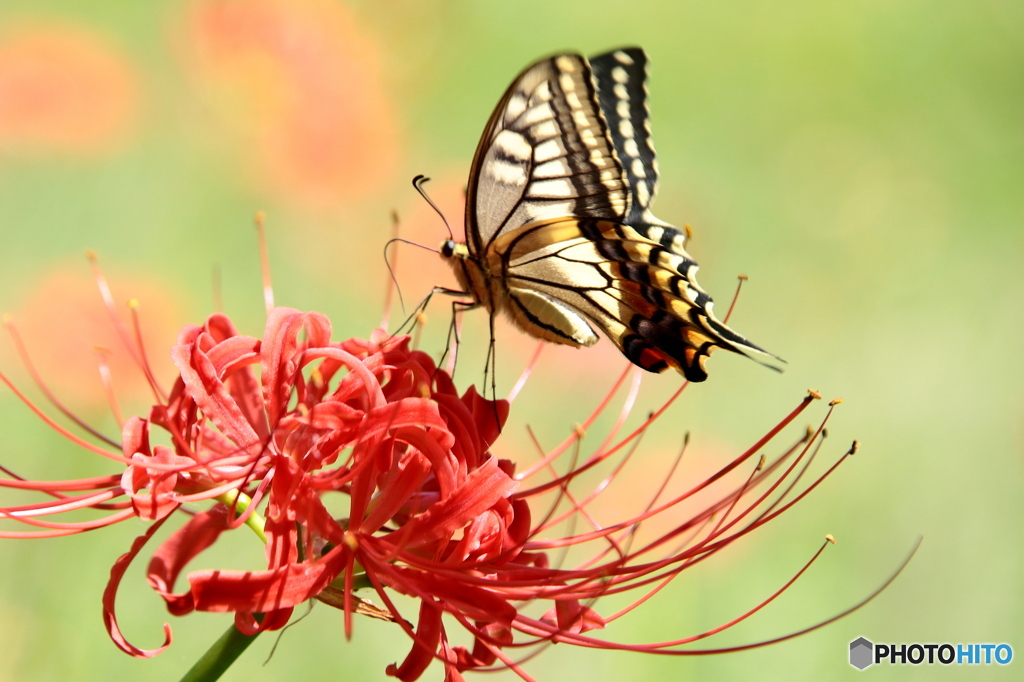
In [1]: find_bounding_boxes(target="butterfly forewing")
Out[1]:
[465,54,631,255]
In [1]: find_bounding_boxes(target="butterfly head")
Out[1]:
[439,239,469,260]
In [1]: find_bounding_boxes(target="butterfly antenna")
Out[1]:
[382,238,443,326]
[412,175,454,240]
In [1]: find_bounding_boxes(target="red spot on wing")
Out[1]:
[638,347,669,373]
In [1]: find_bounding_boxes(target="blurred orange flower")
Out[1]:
[0,24,137,155]
[181,0,399,208]
[4,262,182,409]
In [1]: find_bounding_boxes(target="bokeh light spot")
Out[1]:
[0,24,137,156]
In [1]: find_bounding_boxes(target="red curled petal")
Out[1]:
[360,451,432,533]
[393,425,458,498]
[103,516,173,657]
[460,386,508,449]
[120,415,151,459]
[433,393,483,470]
[470,621,513,668]
[382,565,517,625]
[234,607,294,635]
[541,599,606,635]
[304,400,364,430]
[260,607,294,631]
[120,446,192,521]
[386,600,443,682]
[175,322,203,346]
[441,638,467,682]
[398,458,519,551]
[495,498,532,563]
[187,544,349,613]
[362,399,452,447]
[260,307,305,425]
[147,506,232,616]
[446,498,517,563]
[171,341,261,459]
[234,611,260,636]
[204,333,260,375]
[205,333,267,441]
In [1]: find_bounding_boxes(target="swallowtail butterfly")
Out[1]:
[440,48,781,382]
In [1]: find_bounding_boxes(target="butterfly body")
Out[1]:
[443,219,602,349]
[441,48,781,382]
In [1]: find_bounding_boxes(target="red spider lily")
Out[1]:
[0,275,891,680]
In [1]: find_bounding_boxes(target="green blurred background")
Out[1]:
[0,0,1021,680]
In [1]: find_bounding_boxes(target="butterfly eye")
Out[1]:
[440,240,457,258]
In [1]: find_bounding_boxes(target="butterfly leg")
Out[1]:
[391,286,468,338]
[436,298,478,379]
[483,310,502,425]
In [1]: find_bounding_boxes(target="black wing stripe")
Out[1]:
[589,48,660,224]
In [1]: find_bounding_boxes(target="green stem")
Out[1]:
[215,490,267,543]
[178,618,261,682]
[176,493,268,681]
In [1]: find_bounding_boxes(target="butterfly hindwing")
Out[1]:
[494,218,775,380]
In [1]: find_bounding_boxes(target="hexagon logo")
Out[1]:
[850,637,874,670]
